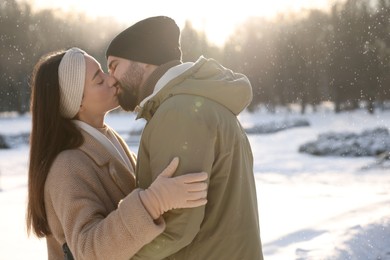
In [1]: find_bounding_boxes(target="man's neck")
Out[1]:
[138,60,182,104]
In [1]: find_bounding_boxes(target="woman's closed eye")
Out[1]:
[94,74,104,85]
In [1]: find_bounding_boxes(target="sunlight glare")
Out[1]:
[24,0,335,46]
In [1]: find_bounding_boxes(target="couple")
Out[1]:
[26,16,264,260]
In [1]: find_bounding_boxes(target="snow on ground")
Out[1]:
[1,105,390,259]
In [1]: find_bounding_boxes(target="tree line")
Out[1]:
[221,0,390,113]
[0,0,121,113]
[1,0,389,114]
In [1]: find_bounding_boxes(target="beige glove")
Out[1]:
[139,157,208,219]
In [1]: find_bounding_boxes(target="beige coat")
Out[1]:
[44,129,165,260]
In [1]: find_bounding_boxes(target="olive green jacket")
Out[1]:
[133,56,263,260]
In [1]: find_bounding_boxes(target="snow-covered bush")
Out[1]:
[0,135,9,149]
[299,127,390,157]
[245,119,310,134]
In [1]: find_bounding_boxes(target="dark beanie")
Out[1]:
[106,16,182,65]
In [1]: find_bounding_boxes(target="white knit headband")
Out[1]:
[58,47,86,119]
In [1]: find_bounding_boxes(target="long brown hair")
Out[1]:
[26,50,84,237]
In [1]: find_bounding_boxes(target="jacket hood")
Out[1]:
[137,56,252,120]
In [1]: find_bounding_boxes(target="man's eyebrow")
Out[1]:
[92,69,100,81]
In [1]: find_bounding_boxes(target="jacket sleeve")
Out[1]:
[45,151,165,260]
[132,96,216,259]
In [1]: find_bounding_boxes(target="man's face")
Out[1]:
[107,56,145,111]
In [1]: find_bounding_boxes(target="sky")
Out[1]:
[1,106,390,259]
[22,0,339,46]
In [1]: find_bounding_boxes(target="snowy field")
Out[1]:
[1,105,390,260]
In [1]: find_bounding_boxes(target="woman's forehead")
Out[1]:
[85,55,102,78]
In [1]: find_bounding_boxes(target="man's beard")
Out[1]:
[117,84,138,112]
[117,63,144,112]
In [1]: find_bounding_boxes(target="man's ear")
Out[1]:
[143,63,158,77]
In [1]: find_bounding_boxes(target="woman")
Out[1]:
[26,48,208,260]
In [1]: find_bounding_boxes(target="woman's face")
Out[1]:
[79,54,119,118]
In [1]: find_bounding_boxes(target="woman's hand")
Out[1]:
[139,157,208,219]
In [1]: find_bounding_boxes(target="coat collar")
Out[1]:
[78,129,136,171]
[78,130,113,166]
[77,129,136,193]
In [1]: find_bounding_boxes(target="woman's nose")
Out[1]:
[107,75,118,88]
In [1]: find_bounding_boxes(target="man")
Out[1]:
[106,16,263,260]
